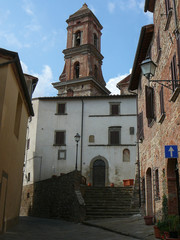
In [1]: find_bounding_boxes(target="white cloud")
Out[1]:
[108,2,116,13]
[22,0,34,16]
[0,31,23,49]
[106,73,128,95]
[21,61,57,97]
[32,65,57,97]
[21,61,29,73]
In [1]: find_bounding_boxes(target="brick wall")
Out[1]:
[137,0,180,219]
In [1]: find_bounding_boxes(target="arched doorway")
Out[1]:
[167,159,179,215]
[93,159,105,187]
[146,168,153,216]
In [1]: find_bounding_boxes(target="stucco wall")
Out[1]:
[24,96,137,187]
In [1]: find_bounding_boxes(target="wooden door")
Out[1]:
[93,160,105,187]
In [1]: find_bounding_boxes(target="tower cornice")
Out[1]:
[63,44,104,62]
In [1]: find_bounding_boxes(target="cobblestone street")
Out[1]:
[0,217,137,240]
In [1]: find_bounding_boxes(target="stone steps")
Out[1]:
[84,186,139,219]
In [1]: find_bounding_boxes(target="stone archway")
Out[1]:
[90,156,109,187]
[146,168,153,216]
[167,158,179,215]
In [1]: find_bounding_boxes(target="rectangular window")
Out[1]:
[27,138,30,150]
[155,169,160,199]
[57,103,66,114]
[129,127,134,135]
[109,127,121,145]
[110,103,120,115]
[54,131,66,145]
[159,86,165,115]
[14,93,23,138]
[137,112,144,141]
[58,150,66,160]
[145,86,155,125]
[171,54,178,91]
[157,29,161,53]
[177,35,180,79]
[27,172,30,181]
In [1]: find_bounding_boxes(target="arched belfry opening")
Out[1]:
[74,62,80,79]
[75,31,81,47]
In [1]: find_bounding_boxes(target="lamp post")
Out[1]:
[74,133,80,171]
[140,57,157,80]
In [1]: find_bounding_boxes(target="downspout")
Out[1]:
[80,99,84,174]
[129,90,141,208]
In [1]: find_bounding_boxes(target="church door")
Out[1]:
[93,160,105,187]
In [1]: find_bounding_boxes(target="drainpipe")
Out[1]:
[129,90,141,208]
[80,99,84,174]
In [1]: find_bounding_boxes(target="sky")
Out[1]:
[0,0,153,96]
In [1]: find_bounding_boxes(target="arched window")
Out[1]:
[74,62,80,78]
[123,149,130,162]
[94,65,98,79]
[94,33,98,48]
[75,31,81,47]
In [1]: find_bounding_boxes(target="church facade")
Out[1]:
[22,4,137,209]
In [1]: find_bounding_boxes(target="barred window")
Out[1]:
[137,112,144,141]
[145,86,155,125]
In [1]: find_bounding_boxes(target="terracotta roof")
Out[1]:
[128,24,154,91]
[117,74,131,87]
[144,0,156,12]
[67,3,102,29]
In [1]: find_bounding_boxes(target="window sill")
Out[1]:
[158,113,166,124]
[165,8,173,31]
[55,113,67,116]
[53,144,66,146]
[170,87,180,102]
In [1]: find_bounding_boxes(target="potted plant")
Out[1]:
[167,215,180,239]
[144,215,153,225]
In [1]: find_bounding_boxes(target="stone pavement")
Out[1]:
[0,216,138,240]
[83,214,156,240]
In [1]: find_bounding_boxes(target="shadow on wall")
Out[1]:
[20,171,86,222]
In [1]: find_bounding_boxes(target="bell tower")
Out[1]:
[53,3,110,96]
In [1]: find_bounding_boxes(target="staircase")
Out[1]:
[84,186,139,219]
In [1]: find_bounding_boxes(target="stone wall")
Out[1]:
[20,171,86,222]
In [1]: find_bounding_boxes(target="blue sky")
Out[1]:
[1,0,152,96]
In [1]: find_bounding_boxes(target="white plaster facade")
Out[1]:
[24,95,137,186]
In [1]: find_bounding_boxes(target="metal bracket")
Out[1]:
[149,80,178,90]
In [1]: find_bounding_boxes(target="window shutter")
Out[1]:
[159,86,165,115]
[145,86,154,119]
[110,131,119,145]
[171,54,178,91]
[137,112,144,141]
[165,0,170,15]
[177,35,180,79]
[56,132,65,145]
[157,29,160,52]
[111,105,119,115]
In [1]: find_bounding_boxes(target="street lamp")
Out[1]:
[140,57,157,80]
[74,133,80,170]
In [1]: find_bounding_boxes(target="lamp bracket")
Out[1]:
[149,80,178,90]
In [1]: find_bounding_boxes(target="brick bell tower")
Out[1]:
[53,3,110,96]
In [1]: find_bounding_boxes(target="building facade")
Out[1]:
[129,0,180,219]
[0,48,34,232]
[23,95,137,188]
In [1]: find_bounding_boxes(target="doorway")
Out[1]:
[146,168,153,216]
[93,159,105,187]
[167,159,179,215]
[0,171,8,233]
